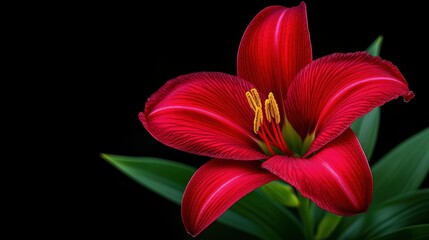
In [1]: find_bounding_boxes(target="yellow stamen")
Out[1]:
[246,88,263,133]
[246,89,262,109]
[265,92,281,124]
[253,107,263,134]
[246,89,291,155]
[250,89,261,107]
[246,92,257,111]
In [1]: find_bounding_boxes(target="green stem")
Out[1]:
[297,192,314,240]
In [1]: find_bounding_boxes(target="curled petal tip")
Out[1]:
[404,90,415,102]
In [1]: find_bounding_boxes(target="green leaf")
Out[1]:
[101,154,303,240]
[351,107,380,160]
[311,203,326,232]
[315,213,342,240]
[366,35,383,56]
[260,180,299,207]
[337,189,429,239]
[370,224,429,240]
[371,127,429,206]
[227,189,303,240]
[101,153,193,204]
[351,35,383,160]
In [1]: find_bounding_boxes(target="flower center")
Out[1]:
[246,88,315,157]
[246,88,292,156]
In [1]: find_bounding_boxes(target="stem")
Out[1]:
[297,192,314,240]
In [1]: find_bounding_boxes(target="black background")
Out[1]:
[76,0,429,239]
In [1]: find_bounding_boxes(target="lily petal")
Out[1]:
[262,129,373,216]
[237,2,312,102]
[285,52,414,156]
[140,72,267,160]
[182,158,278,236]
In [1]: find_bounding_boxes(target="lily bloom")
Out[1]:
[139,2,413,237]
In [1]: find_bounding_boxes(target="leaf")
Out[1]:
[351,35,383,160]
[371,127,429,206]
[366,35,383,56]
[311,202,326,232]
[260,180,299,207]
[351,107,380,160]
[336,189,429,240]
[101,154,303,240]
[227,189,303,240]
[101,153,193,204]
[315,213,342,240]
[370,224,429,240]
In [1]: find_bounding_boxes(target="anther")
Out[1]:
[265,92,280,124]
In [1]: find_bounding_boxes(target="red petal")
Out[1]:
[262,129,373,216]
[285,52,414,156]
[237,2,312,102]
[182,159,278,236]
[141,72,267,160]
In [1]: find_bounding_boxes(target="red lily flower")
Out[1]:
[139,2,414,237]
